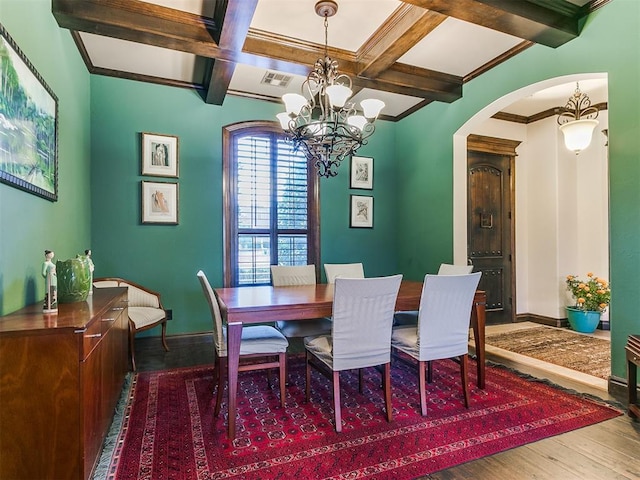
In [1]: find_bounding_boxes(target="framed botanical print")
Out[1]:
[141,181,179,224]
[350,195,373,228]
[141,132,179,178]
[350,156,373,190]
[0,23,58,201]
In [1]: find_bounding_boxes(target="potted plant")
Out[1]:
[565,273,611,333]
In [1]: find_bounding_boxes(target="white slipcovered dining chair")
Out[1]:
[93,277,169,371]
[197,270,288,416]
[391,272,481,416]
[304,274,403,432]
[324,263,364,284]
[394,263,473,326]
[271,265,332,338]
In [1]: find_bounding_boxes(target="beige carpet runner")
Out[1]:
[485,326,610,380]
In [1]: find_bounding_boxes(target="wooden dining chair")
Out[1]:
[394,263,473,326]
[323,263,364,284]
[391,272,481,416]
[270,265,332,338]
[304,274,403,432]
[196,270,289,416]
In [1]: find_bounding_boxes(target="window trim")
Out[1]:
[222,120,320,287]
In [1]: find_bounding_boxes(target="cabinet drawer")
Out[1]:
[101,304,125,335]
[81,320,103,359]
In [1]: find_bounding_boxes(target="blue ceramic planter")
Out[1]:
[566,307,601,333]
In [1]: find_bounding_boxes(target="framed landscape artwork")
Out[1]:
[141,132,179,178]
[141,181,179,225]
[0,24,58,201]
[350,195,373,228]
[350,156,373,190]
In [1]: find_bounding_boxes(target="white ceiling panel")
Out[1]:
[80,33,204,83]
[351,88,423,118]
[399,18,522,76]
[251,0,401,52]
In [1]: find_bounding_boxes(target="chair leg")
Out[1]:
[214,357,226,417]
[418,360,427,416]
[305,351,312,402]
[460,354,470,408]
[129,327,137,372]
[267,367,274,387]
[161,320,169,351]
[383,362,393,423]
[427,360,433,383]
[278,353,286,408]
[333,370,342,433]
[358,368,364,394]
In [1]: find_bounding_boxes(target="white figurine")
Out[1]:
[42,250,58,313]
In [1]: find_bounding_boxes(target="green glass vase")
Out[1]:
[56,256,92,303]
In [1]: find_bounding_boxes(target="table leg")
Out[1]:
[471,298,486,389]
[227,322,242,439]
[628,357,638,419]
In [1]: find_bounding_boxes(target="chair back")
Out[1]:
[417,272,482,361]
[196,270,225,355]
[331,274,403,370]
[324,263,365,284]
[438,263,473,275]
[271,264,316,286]
[94,278,160,307]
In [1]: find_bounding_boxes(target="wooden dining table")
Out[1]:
[215,280,487,439]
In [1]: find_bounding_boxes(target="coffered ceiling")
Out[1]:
[52,0,607,121]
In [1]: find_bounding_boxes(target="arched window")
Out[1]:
[222,121,320,287]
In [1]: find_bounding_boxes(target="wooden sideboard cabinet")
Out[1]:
[0,287,129,480]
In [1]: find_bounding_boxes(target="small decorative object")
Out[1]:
[56,255,92,303]
[141,132,179,178]
[84,249,94,295]
[42,250,58,313]
[0,24,58,201]
[141,181,179,224]
[350,156,373,190]
[350,195,373,228]
[565,272,611,333]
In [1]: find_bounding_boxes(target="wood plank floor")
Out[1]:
[134,333,640,480]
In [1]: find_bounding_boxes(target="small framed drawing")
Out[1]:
[350,156,373,190]
[141,181,179,224]
[350,195,373,228]
[141,132,179,177]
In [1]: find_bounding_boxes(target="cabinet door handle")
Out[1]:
[85,333,102,338]
[102,317,116,322]
[112,307,125,311]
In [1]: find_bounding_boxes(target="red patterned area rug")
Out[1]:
[103,355,620,480]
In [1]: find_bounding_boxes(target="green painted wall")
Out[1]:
[0,0,91,315]
[89,76,397,334]
[396,0,640,379]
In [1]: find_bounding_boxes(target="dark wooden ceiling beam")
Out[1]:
[204,0,257,105]
[401,0,583,47]
[52,0,463,102]
[356,5,446,79]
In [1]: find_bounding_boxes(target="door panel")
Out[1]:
[467,135,519,323]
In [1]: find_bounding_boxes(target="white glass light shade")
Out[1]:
[282,93,307,116]
[347,115,367,131]
[326,84,352,108]
[360,98,385,119]
[276,112,291,130]
[560,119,599,153]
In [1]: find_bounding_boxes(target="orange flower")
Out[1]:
[587,272,594,277]
[578,283,586,290]
[599,303,607,309]
[566,275,574,281]
[583,286,590,292]
[577,298,585,304]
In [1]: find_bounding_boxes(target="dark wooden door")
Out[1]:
[467,135,520,323]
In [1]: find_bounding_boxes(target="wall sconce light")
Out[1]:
[557,83,599,154]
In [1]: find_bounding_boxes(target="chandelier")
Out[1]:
[557,82,599,154]
[276,0,385,178]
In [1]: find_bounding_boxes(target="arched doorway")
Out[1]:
[453,74,610,327]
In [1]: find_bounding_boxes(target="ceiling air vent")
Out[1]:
[261,71,293,88]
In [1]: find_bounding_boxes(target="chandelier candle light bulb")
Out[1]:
[277,0,385,178]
